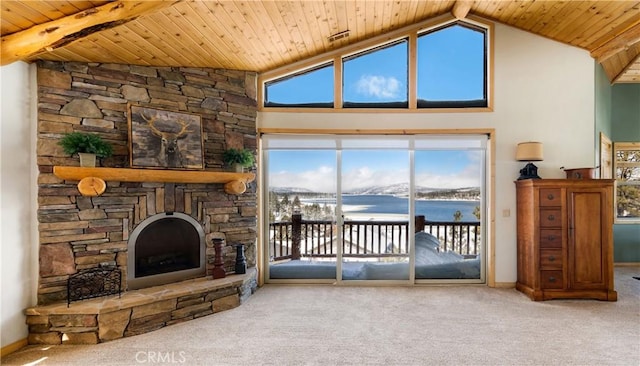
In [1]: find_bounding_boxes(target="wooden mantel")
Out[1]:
[53,166,255,195]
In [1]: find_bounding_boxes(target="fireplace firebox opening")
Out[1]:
[127,212,206,290]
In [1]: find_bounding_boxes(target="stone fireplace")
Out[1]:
[127,212,205,290]
[35,61,258,306]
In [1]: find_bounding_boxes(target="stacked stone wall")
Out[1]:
[36,61,258,305]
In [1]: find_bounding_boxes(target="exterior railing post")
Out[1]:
[415,215,425,233]
[291,213,302,260]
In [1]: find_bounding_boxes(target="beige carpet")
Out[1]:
[3,266,639,366]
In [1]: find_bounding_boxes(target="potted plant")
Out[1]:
[223,148,254,172]
[58,132,113,167]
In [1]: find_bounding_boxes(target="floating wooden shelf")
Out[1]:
[53,166,255,195]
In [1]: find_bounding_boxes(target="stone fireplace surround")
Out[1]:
[30,61,259,344]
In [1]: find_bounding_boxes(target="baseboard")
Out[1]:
[1,338,28,357]
[493,282,516,288]
[615,262,640,267]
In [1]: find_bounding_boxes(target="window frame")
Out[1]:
[613,141,640,224]
[258,14,493,113]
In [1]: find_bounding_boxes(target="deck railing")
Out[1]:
[269,214,481,261]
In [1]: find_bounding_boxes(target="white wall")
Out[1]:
[257,23,596,283]
[1,61,38,348]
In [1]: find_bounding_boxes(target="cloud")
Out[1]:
[414,171,480,189]
[415,160,482,189]
[341,166,409,191]
[356,75,401,99]
[270,162,481,192]
[269,165,410,193]
[269,166,336,193]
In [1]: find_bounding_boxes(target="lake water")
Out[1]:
[306,195,481,222]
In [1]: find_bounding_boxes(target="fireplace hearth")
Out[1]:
[127,212,206,290]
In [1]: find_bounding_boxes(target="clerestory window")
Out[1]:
[264,63,334,108]
[417,23,487,108]
[342,39,408,108]
[261,18,491,111]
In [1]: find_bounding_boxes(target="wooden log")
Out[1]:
[77,177,106,196]
[54,166,254,196]
[223,180,246,195]
[452,1,473,20]
[590,22,640,63]
[1,1,182,65]
[53,166,255,184]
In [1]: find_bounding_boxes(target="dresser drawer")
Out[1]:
[539,189,561,207]
[539,209,562,227]
[540,249,563,269]
[540,229,562,248]
[540,270,564,289]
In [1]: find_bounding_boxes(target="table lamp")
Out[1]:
[516,142,543,180]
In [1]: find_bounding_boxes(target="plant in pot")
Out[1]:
[58,132,113,167]
[223,148,254,172]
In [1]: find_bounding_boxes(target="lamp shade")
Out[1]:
[516,142,543,161]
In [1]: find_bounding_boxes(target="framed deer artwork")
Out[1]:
[128,105,204,170]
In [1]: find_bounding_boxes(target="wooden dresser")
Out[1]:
[515,179,617,301]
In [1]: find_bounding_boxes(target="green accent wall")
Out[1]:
[611,84,640,141]
[595,64,640,263]
[595,64,612,155]
[611,80,639,262]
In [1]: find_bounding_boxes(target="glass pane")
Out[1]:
[616,165,640,182]
[267,150,337,280]
[616,148,640,164]
[265,63,334,107]
[341,150,410,281]
[615,148,640,182]
[616,185,640,219]
[417,23,486,107]
[414,150,483,280]
[343,40,408,108]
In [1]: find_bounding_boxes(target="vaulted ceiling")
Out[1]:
[2,1,639,83]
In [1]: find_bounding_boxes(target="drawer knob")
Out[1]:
[548,214,555,221]
[548,255,556,262]
[547,194,554,200]
[548,276,556,282]
[547,235,555,241]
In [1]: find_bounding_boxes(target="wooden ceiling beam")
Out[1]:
[451,1,473,20]
[0,0,181,66]
[590,21,640,63]
[612,48,640,84]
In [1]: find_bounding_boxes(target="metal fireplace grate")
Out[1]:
[67,267,122,306]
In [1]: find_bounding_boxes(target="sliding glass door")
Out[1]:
[340,139,411,281]
[265,144,338,281]
[263,134,486,284]
[413,137,485,281]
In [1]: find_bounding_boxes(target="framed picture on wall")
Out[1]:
[128,105,204,170]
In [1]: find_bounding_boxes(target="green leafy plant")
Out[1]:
[58,132,113,158]
[223,148,255,168]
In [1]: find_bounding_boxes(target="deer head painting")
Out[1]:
[129,105,204,170]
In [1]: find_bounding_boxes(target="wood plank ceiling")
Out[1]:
[2,1,639,83]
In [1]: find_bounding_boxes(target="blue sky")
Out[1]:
[268,149,482,192]
[267,24,484,105]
